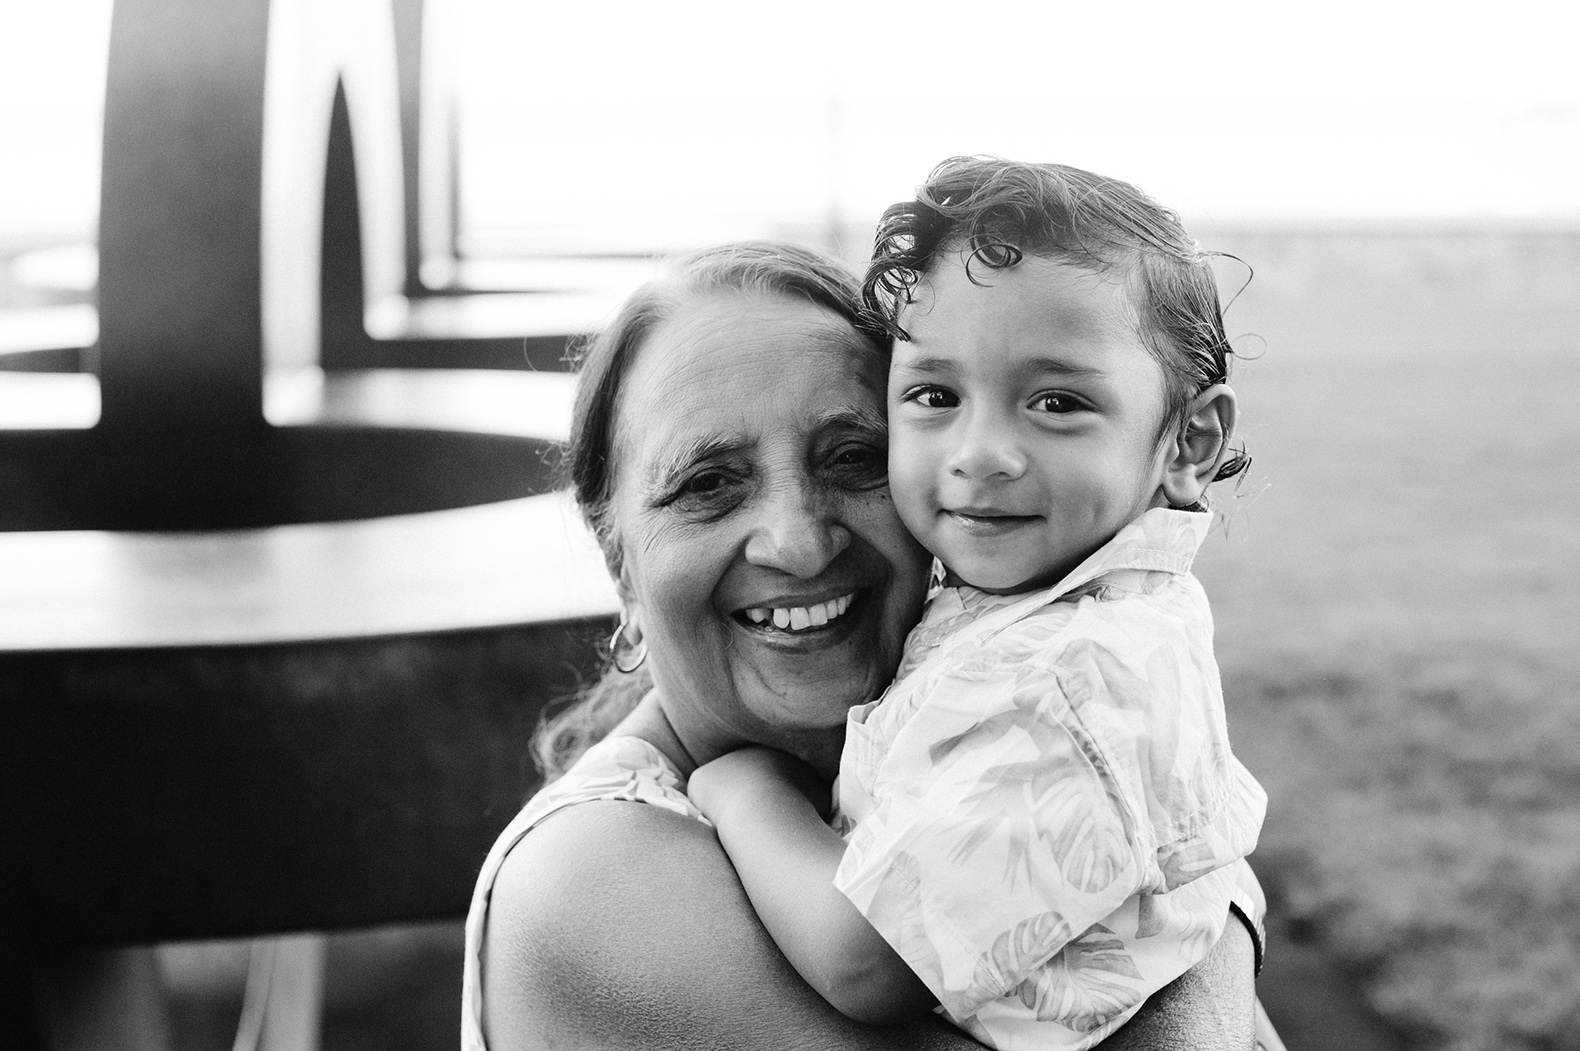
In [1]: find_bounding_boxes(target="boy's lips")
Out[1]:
[944,509,1040,537]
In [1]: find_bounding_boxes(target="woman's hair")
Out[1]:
[865,155,1249,483]
[533,241,888,782]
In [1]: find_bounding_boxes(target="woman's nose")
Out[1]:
[947,413,1026,481]
[743,482,852,577]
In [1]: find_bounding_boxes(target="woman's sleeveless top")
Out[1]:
[460,734,704,1051]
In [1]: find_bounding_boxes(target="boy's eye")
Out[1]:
[1032,392,1084,414]
[906,386,958,409]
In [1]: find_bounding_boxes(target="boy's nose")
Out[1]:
[947,418,1027,481]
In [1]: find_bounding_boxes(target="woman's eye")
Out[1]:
[673,470,742,505]
[680,472,727,495]
[833,444,877,467]
[827,442,888,489]
[653,460,752,519]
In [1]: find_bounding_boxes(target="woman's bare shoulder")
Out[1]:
[488,797,723,954]
[481,799,982,1051]
[486,801,716,959]
[481,800,718,1048]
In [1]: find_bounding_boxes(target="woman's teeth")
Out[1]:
[742,594,854,632]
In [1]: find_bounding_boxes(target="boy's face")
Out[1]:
[888,250,1174,594]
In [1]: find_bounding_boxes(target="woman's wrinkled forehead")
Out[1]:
[609,290,886,480]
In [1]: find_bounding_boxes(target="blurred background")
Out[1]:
[3,2,1577,1050]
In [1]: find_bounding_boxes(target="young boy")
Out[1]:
[687,157,1268,1050]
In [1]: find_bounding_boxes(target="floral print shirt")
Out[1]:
[833,508,1268,1051]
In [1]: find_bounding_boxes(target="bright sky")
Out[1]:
[2,0,1576,250]
[453,0,1580,244]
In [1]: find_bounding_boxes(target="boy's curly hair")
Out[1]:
[864,156,1248,483]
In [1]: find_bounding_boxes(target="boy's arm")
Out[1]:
[688,747,938,1025]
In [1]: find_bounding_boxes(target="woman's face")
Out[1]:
[610,289,930,767]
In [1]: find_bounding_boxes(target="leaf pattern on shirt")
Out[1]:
[867,850,949,995]
[1173,911,1217,967]
[1058,638,1156,715]
[935,706,1133,896]
[1015,927,1145,1031]
[1134,894,1162,940]
[926,704,1023,768]
[1159,835,1227,888]
[970,910,1075,1002]
[948,766,1131,896]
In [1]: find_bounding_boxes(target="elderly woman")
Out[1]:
[462,243,1264,1050]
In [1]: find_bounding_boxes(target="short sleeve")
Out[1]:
[833,657,1151,1020]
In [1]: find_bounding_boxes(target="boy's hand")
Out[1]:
[687,747,829,824]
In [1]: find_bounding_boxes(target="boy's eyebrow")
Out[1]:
[893,354,1108,380]
[1019,356,1108,380]
[890,355,957,376]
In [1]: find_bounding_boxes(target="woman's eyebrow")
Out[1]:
[645,433,747,489]
[813,403,888,436]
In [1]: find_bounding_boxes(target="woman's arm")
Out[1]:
[480,797,1258,1050]
[480,799,979,1051]
[687,747,936,1024]
[1102,910,1259,1050]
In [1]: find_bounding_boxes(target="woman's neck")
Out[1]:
[617,691,845,783]
[613,692,701,778]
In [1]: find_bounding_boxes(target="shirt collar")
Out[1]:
[936,507,1212,618]
[1037,506,1209,603]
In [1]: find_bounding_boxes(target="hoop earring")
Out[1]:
[608,616,647,674]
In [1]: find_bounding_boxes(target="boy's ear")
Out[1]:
[1160,384,1237,509]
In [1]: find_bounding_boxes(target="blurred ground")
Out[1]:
[1196,226,1580,1051]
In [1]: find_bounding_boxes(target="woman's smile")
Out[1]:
[737,590,858,633]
